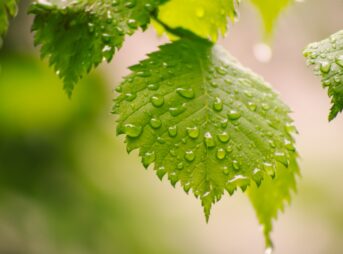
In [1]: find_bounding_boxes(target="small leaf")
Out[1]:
[248,157,299,249]
[114,37,298,221]
[304,30,343,121]
[0,0,17,44]
[157,0,239,41]
[29,0,163,95]
[249,0,293,39]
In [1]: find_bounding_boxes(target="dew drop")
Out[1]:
[157,137,166,144]
[226,145,233,153]
[168,125,178,137]
[232,160,240,170]
[263,162,275,178]
[204,132,215,148]
[151,95,164,107]
[148,84,159,90]
[142,151,155,168]
[187,126,199,139]
[320,61,331,73]
[275,151,289,167]
[127,19,137,29]
[247,102,257,111]
[217,131,230,143]
[284,139,295,151]
[125,93,136,101]
[125,1,136,8]
[183,182,191,193]
[169,103,187,116]
[156,166,166,180]
[336,55,343,67]
[177,162,184,170]
[213,97,223,111]
[216,148,226,160]
[150,117,162,129]
[223,166,230,175]
[176,88,195,99]
[228,110,241,120]
[123,124,142,138]
[185,150,195,162]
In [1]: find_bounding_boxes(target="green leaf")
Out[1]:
[249,0,292,39]
[0,0,17,43]
[114,37,298,221]
[248,157,299,249]
[304,30,343,121]
[157,0,239,41]
[30,0,162,96]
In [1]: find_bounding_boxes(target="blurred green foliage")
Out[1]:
[0,54,186,254]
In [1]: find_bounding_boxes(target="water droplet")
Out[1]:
[148,84,159,90]
[169,103,187,116]
[177,162,184,170]
[187,126,199,139]
[142,151,155,168]
[176,88,195,99]
[185,150,195,162]
[247,102,257,111]
[127,19,137,29]
[217,131,230,143]
[275,151,289,167]
[228,175,249,191]
[336,55,343,67]
[151,95,164,107]
[144,3,154,11]
[157,137,165,144]
[102,45,113,62]
[168,126,178,137]
[150,117,162,129]
[252,168,263,187]
[320,61,331,73]
[216,66,226,75]
[123,124,142,138]
[156,166,166,180]
[204,132,215,148]
[265,247,273,254]
[216,148,226,160]
[228,110,241,120]
[226,145,233,153]
[263,162,275,178]
[221,119,228,128]
[284,139,295,151]
[232,160,240,170]
[125,93,136,101]
[213,97,223,111]
[183,182,191,193]
[223,166,230,175]
[125,1,136,8]
[137,70,151,77]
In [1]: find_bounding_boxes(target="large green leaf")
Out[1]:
[157,0,239,41]
[0,0,17,44]
[304,30,343,121]
[113,37,298,221]
[249,0,292,39]
[248,157,299,249]
[30,0,163,95]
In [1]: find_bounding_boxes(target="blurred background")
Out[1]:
[0,0,343,253]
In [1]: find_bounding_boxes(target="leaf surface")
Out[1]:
[0,0,17,44]
[30,0,163,95]
[248,157,299,248]
[157,0,239,41]
[114,37,298,221]
[249,0,292,39]
[304,30,343,120]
